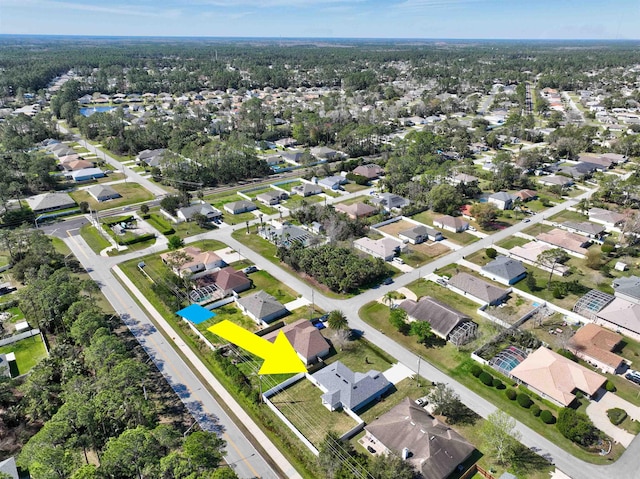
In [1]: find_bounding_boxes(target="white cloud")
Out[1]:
[0,0,181,17]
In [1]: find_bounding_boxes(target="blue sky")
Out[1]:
[1,0,638,39]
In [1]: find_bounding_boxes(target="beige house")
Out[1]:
[567,323,625,374]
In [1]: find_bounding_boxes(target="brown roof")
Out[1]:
[567,323,624,370]
[365,398,475,479]
[334,202,376,218]
[160,246,222,274]
[536,228,590,255]
[263,319,329,363]
[515,189,538,201]
[510,347,607,406]
[63,159,94,171]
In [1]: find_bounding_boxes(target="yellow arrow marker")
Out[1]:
[208,320,306,375]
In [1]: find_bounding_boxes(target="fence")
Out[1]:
[0,328,40,347]
[371,216,401,229]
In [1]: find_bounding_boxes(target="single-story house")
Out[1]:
[448,272,509,306]
[364,398,475,479]
[372,193,410,211]
[62,159,94,171]
[488,192,515,210]
[353,237,402,262]
[352,164,384,179]
[510,347,607,407]
[236,290,288,325]
[560,162,600,178]
[318,175,348,190]
[311,146,339,160]
[561,221,605,239]
[612,276,640,304]
[26,192,76,213]
[334,202,377,220]
[160,246,225,277]
[256,190,288,206]
[481,255,527,285]
[260,224,317,247]
[567,323,625,374]
[509,242,570,276]
[514,189,538,202]
[292,183,323,197]
[58,153,81,164]
[176,202,222,222]
[275,137,297,148]
[281,151,304,164]
[538,175,574,188]
[310,361,392,412]
[87,184,122,202]
[596,298,640,340]
[398,225,443,244]
[588,207,626,230]
[433,215,469,233]
[196,266,251,296]
[0,354,10,379]
[263,319,330,365]
[224,200,257,215]
[536,228,591,257]
[450,173,479,185]
[137,148,166,167]
[71,168,105,182]
[399,297,478,346]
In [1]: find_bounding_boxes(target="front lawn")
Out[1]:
[284,195,323,209]
[548,210,588,224]
[243,270,298,304]
[69,182,153,211]
[343,183,368,193]
[495,236,530,249]
[80,223,112,254]
[0,334,48,376]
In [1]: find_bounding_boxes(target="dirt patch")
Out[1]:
[412,241,450,258]
[377,220,415,237]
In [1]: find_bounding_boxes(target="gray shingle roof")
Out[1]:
[449,272,508,304]
[312,361,390,411]
[613,276,640,302]
[26,192,76,212]
[399,297,471,338]
[481,255,527,282]
[237,291,286,321]
[562,221,604,236]
[87,184,121,201]
[178,203,221,220]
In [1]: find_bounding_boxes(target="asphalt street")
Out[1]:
[63,233,284,479]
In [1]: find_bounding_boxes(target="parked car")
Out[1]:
[468,226,477,232]
[243,266,258,274]
[367,446,376,454]
[522,218,530,223]
[392,257,405,265]
[625,372,640,385]
[381,277,393,285]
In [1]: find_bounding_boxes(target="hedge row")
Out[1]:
[102,215,134,226]
[116,233,156,246]
[147,214,175,235]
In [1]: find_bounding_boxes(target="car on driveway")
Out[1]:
[625,372,640,385]
[243,266,258,274]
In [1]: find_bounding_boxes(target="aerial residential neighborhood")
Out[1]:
[1,20,640,479]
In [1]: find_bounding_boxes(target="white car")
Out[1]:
[468,226,477,232]
[392,257,405,265]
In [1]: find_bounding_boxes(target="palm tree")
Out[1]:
[382,291,395,308]
[327,310,348,332]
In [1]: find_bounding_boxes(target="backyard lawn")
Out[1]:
[0,334,48,376]
[283,195,323,209]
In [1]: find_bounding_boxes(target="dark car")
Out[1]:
[242,266,258,274]
[381,277,393,285]
[367,446,376,454]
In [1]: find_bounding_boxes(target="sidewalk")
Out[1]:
[112,266,302,479]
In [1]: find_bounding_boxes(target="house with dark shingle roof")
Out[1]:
[236,291,288,325]
[398,225,443,244]
[481,255,527,285]
[561,221,605,239]
[448,272,509,305]
[372,193,410,211]
[177,202,222,222]
[364,398,475,479]
[87,184,122,202]
[399,297,477,346]
[538,175,574,188]
[612,276,640,304]
[310,361,392,412]
[263,319,330,365]
[26,192,76,213]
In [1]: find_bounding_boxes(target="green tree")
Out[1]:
[470,203,498,228]
[428,184,464,215]
[409,321,434,345]
[389,308,409,334]
[368,452,416,479]
[192,212,209,228]
[168,235,185,250]
[482,410,521,464]
[101,426,161,479]
[327,310,349,342]
[557,408,600,446]
[161,195,182,216]
[536,248,569,288]
[427,383,462,418]
[183,431,226,471]
[140,203,150,216]
[526,273,537,292]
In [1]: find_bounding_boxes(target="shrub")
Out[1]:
[557,349,577,362]
[479,371,494,386]
[607,408,627,425]
[486,247,498,259]
[557,408,599,446]
[605,380,616,392]
[492,378,504,389]
[601,242,615,254]
[517,393,533,408]
[506,389,517,400]
[540,410,555,424]
[531,404,541,417]
[470,364,483,377]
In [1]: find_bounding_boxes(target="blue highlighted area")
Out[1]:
[176,304,216,325]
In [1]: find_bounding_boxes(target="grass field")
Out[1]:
[495,236,530,249]
[343,183,369,193]
[244,270,298,304]
[548,210,588,224]
[0,334,47,376]
[69,182,153,211]
[80,223,112,254]
[284,195,323,209]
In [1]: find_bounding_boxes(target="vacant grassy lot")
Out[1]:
[495,236,530,249]
[69,182,153,211]
[522,223,555,236]
[0,334,47,376]
[548,210,588,223]
[465,249,493,267]
[243,270,298,304]
[284,195,323,209]
[324,337,395,374]
[270,378,359,446]
[343,183,368,193]
[80,223,112,254]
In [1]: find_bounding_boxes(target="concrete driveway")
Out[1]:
[586,392,640,447]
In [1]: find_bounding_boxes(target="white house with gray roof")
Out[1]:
[353,237,402,262]
[310,361,392,412]
[398,225,443,244]
[26,192,76,213]
[448,272,509,306]
[488,192,515,210]
[224,200,257,215]
[236,291,288,325]
[588,207,626,231]
[481,255,527,285]
[372,193,410,211]
[612,276,640,304]
[176,202,222,222]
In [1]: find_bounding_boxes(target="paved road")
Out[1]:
[198,188,640,479]
[63,233,284,479]
[57,123,168,197]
